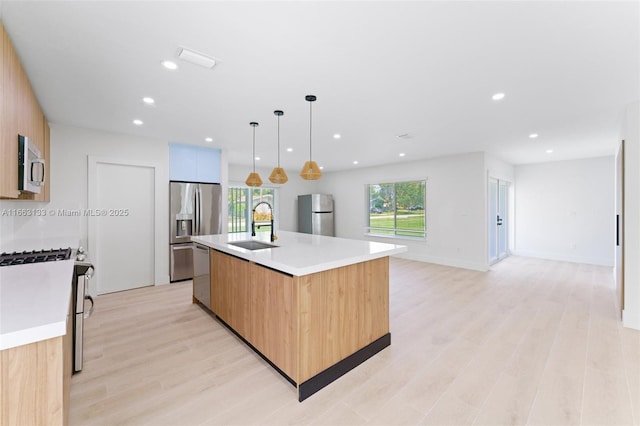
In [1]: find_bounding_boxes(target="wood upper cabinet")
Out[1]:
[0,21,50,201]
[0,23,4,191]
[1,21,19,199]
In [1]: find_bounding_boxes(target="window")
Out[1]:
[228,186,276,234]
[367,180,426,238]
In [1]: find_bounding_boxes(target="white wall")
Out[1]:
[621,102,640,330]
[486,155,515,183]
[0,124,173,285]
[228,164,318,233]
[314,152,488,271]
[514,156,615,266]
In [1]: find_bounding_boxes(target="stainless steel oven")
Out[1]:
[72,249,94,373]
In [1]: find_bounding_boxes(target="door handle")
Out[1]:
[497,215,503,226]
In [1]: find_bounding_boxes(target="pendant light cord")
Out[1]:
[252,125,256,173]
[309,100,313,161]
[277,115,281,168]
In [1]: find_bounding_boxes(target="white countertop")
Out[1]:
[0,236,79,351]
[192,231,407,276]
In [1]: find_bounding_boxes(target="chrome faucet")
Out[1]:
[251,201,275,242]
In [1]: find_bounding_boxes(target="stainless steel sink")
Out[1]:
[228,240,279,251]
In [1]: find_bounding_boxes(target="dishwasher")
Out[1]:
[192,244,211,310]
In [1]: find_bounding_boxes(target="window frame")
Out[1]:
[227,183,279,234]
[365,178,426,241]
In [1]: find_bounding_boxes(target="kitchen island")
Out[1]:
[192,231,407,401]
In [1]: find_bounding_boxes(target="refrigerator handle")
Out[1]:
[199,186,203,235]
[198,185,203,235]
[196,185,201,235]
[194,186,199,235]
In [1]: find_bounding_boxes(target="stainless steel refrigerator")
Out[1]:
[170,181,222,282]
[297,194,334,236]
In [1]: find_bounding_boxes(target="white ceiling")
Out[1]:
[1,1,638,172]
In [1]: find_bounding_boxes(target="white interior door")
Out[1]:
[90,160,155,294]
[489,179,498,262]
[489,178,510,264]
[498,181,508,259]
[615,141,624,317]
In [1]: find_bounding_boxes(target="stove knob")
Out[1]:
[77,246,85,254]
[77,254,86,262]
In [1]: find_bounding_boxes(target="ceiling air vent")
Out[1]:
[177,47,218,69]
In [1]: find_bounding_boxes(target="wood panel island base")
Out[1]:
[192,231,407,401]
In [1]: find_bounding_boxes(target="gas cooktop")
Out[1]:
[0,248,72,267]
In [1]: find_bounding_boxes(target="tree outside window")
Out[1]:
[367,180,425,238]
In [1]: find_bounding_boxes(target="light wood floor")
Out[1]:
[70,257,639,426]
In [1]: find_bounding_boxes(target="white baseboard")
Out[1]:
[511,250,614,267]
[155,274,171,286]
[394,252,488,272]
[623,309,640,330]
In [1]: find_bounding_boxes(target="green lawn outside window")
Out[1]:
[367,180,426,238]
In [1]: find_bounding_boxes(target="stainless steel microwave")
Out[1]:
[18,135,45,194]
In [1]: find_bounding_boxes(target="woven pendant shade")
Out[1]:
[300,161,322,180]
[300,95,322,180]
[245,172,263,187]
[245,122,262,187]
[269,110,288,184]
[269,167,288,184]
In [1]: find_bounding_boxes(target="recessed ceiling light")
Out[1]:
[161,60,178,70]
[399,153,406,157]
[492,93,505,101]
[142,97,155,105]
[546,149,553,154]
[319,166,324,170]
[286,148,293,152]
[133,119,143,125]
[205,137,213,142]
[255,156,260,161]
[178,47,217,69]
[333,134,341,139]
[529,133,539,139]
[353,160,359,165]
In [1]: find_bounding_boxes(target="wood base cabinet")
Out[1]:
[250,263,297,379]
[210,250,250,337]
[0,295,71,426]
[207,249,390,400]
[0,337,69,426]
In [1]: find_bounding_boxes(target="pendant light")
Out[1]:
[245,122,262,187]
[268,110,288,184]
[300,95,322,180]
